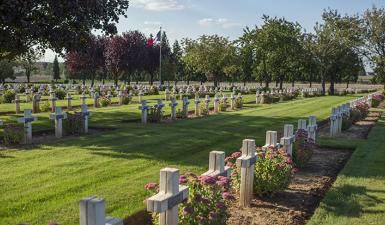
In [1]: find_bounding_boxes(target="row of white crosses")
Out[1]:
[146,121,317,224]
[13,105,91,144]
[147,150,230,225]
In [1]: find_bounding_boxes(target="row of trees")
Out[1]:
[63,7,385,93]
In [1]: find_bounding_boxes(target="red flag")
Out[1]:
[147,38,154,46]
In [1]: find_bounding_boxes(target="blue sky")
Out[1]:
[43,0,385,62]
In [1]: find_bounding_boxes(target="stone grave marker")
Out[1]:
[80,196,123,225]
[202,151,230,177]
[139,100,149,124]
[147,168,189,225]
[280,124,295,156]
[81,104,91,133]
[169,97,178,120]
[194,96,200,116]
[17,109,37,144]
[49,106,67,138]
[236,139,257,207]
[262,131,279,150]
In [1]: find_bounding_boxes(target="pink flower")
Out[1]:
[292,167,299,174]
[199,175,216,185]
[183,207,193,215]
[144,182,157,190]
[194,194,202,202]
[208,211,218,221]
[231,151,242,158]
[216,201,225,209]
[222,192,235,201]
[179,175,188,185]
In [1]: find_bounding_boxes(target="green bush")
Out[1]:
[64,112,84,135]
[342,115,352,130]
[293,129,315,168]
[148,86,159,95]
[234,98,243,109]
[200,104,209,116]
[148,106,163,122]
[1,90,16,103]
[253,147,293,196]
[55,89,66,100]
[3,124,24,145]
[99,97,110,107]
[122,96,131,105]
[40,101,51,112]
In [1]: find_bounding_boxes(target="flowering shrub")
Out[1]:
[40,101,51,112]
[64,112,84,135]
[145,173,234,225]
[342,114,352,130]
[253,147,293,196]
[121,96,131,105]
[351,102,369,123]
[176,108,187,119]
[226,147,293,197]
[234,98,242,109]
[371,93,384,108]
[1,90,16,103]
[148,107,163,122]
[148,86,159,95]
[99,97,111,107]
[3,124,24,145]
[219,101,226,112]
[55,89,66,100]
[293,129,315,168]
[200,105,209,116]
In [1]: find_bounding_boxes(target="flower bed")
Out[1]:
[145,173,235,225]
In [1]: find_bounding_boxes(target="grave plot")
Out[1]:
[226,147,353,225]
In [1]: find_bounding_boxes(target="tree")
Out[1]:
[0,60,15,84]
[363,7,385,88]
[172,40,185,86]
[0,0,129,60]
[17,49,42,83]
[52,55,60,81]
[104,35,127,86]
[65,35,105,86]
[314,9,363,95]
[182,35,236,86]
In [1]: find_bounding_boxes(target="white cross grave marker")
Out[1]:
[15,95,21,114]
[80,95,87,106]
[147,168,189,225]
[81,104,91,133]
[262,131,279,150]
[49,106,67,138]
[204,95,210,113]
[17,109,37,144]
[169,97,178,120]
[213,95,219,113]
[51,93,57,112]
[194,96,200,116]
[139,100,149,124]
[280,124,295,156]
[297,119,307,131]
[230,93,235,110]
[307,116,317,142]
[236,139,257,207]
[202,151,230,177]
[80,196,123,225]
[182,97,190,118]
[330,108,338,137]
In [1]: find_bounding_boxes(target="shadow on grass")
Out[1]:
[319,184,385,217]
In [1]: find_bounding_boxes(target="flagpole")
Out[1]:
[159,26,162,87]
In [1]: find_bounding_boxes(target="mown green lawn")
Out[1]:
[0,95,361,225]
[309,109,385,225]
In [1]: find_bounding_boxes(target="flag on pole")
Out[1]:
[147,30,162,46]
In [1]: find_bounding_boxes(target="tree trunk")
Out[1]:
[275,80,278,87]
[291,80,294,87]
[329,80,335,95]
[26,69,31,83]
[279,80,283,90]
[187,80,190,85]
[321,79,326,95]
[265,81,269,88]
[149,74,154,85]
[346,81,349,88]
[309,80,312,88]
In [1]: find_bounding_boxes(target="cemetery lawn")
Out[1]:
[0,95,364,225]
[309,109,385,225]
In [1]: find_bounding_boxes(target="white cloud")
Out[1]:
[131,0,184,11]
[198,18,243,29]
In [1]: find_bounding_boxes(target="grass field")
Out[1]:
[309,109,385,225]
[0,94,365,224]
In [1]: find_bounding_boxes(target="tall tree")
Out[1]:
[363,7,385,88]
[0,60,15,84]
[52,55,60,81]
[17,49,42,83]
[182,35,235,86]
[0,0,129,60]
[172,40,185,86]
[314,9,363,95]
